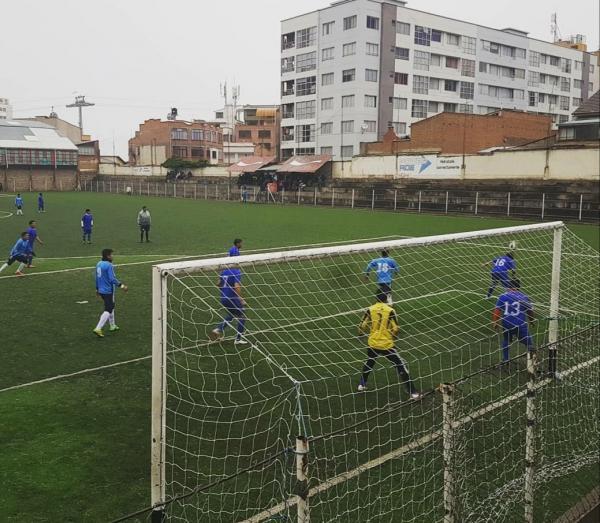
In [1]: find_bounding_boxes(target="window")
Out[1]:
[445,80,458,92]
[395,21,410,35]
[282,126,295,142]
[561,58,572,73]
[431,54,442,67]
[575,60,583,71]
[281,148,294,160]
[445,56,459,69]
[590,82,594,92]
[342,95,355,108]
[296,100,316,120]
[363,120,377,133]
[366,16,379,30]
[573,97,582,108]
[364,95,377,108]
[389,97,407,110]
[342,69,356,82]
[446,33,460,46]
[429,78,440,90]
[366,42,379,56]
[343,15,357,30]
[343,42,356,56]
[296,147,315,155]
[281,32,295,50]
[172,146,188,158]
[413,75,429,94]
[322,47,334,61]
[394,72,408,85]
[549,55,560,67]
[479,62,488,73]
[282,103,294,119]
[538,93,546,103]
[296,124,315,142]
[411,99,427,118]
[415,26,431,46]
[238,130,252,139]
[391,122,407,135]
[590,65,595,74]
[365,69,378,82]
[296,27,316,49]
[320,146,333,155]
[322,21,334,36]
[296,51,316,72]
[574,79,582,90]
[341,145,354,158]
[321,97,334,110]
[414,50,430,70]
[281,57,295,73]
[462,36,476,55]
[560,96,570,111]
[191,130,204,141]
[443,103,458,112]
[529,51,540,67]
[341,120,354,134]
[395,47,409,60]
[296,76,316,96]
[431,29,442,42]
[461,59,475,77]
[516,48,526,59]
[428,101,440,113]
[171,129,188,140]
[528,71,539,87]
[459,104,473,114]
[460,81,474,99]
[322,72,334,86]
[560,77,570,92]
[320,122,333,135]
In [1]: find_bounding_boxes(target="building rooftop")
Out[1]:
[0,120,78,151]
[573,91,600,119]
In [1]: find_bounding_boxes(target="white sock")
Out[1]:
[387,295,393,305]
[0,263,7,273]
[109,311,115,326]
[96,311,111,330]
[17,263,25,272]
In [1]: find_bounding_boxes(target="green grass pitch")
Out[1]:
[0,192,597,522]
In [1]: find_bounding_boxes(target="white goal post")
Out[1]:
[149,220,599,522]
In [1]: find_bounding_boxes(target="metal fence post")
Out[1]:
[371,189,375,210]
[297,190,301,206]
[441,383,456,523]
[314,187,317,206]
[445,191,449,214]
[331,188,335,207]
[296,436,309,523]
[507,192,511,217]
[205,185,208,200]
[215,184,218,200]
[524,348,538,523]
[164,183,167,197]
[282,187,285,205]
[418,191,422,213]
[194,185,197,200]
[148,182,150,196]
[541,193,545,220]
[394,189,397,211]
[578,194,583,222]
[351,189,355,209]
[474,191,479,215]
[174,185,177,198]
[227,184,230,201]
[183,184,186,199]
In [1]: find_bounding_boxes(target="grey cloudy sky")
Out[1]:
[1,0,598,158]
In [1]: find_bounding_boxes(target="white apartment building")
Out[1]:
[280,0,596,160]
[0,98,13,120]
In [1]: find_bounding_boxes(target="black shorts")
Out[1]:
[7,254,28,265]
[100,293,115,313]
[378,283,392,294]
[16,205,22,210]
[140,224,150,232]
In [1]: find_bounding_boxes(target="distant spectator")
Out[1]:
[137,206,152,243]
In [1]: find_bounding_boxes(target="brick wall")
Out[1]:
[1,168,84,192]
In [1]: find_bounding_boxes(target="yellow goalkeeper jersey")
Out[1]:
[359,302,399,350]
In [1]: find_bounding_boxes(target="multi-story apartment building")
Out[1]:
[0,97,13,120]
[234,105,281,158]
[280,0,596,160]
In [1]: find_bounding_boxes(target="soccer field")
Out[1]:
[0,192,598,522]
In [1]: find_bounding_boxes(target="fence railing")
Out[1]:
[81,179,600,223]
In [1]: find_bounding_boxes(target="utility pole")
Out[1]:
[66,95,95,134]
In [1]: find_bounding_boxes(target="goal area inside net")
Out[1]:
[150,221,599,522]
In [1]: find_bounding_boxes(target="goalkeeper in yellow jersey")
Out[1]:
[358,293,420,398]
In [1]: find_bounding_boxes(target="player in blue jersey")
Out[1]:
[15,193,24,216]
[229,238,242,257]
[37,193,45,213]
[364,250,400,305]
[81,209,94,244]
[484,252,516,299]
[0,232,30,277]
[492,279,534,363]
[26,220,44,268]
[210,265,248,345]
[93,249,128,338]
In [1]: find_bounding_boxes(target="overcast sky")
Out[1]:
[1,0,598,158]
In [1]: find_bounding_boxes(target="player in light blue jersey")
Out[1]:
[15,193,24,216]
[493,279,534,363]
[364,250,400,305]
[210,265,248,345]
[93,249,128,338]
[229,238,242,257]
[0,232,30,277]
[484,252,516,299]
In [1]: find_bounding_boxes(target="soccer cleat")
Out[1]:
[357,384,367,392]
[234,338,249,346]
[27,264,36,268]
[15,271,25,277]
[109,325,120,332]
[93,328,104,338]
[209,329,224,341]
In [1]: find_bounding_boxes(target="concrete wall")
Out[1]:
[98,163,230,178]
[1,168,95,191]
[333,148,600,181]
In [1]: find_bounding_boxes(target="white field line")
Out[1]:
[0,235,410,281]
[240,354,600,523]
[0,211,13,219]
[0,288,456,394]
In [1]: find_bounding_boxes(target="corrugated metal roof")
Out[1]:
[0,120,78,151]
[228,156,277,174]
[573,91,600,118]
[277,155,332,174]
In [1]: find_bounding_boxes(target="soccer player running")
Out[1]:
[81,209,94,244]
[483,251,516,299]
[26,220,44,268]
[210,264,248,345]
[0,232,30,277]
[229,238,243,257]
[15,193,24,216]
[137,206,152,243]
[364,250,400,305]
[358,293,420,398]
[93,249,128,338]
[492,278,534,364]
[37,193,45,213]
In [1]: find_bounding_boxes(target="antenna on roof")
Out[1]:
[551,13,561,43]
[66,95,95,132]
[49,106,58,118]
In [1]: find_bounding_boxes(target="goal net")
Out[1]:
[150,221,599,522]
